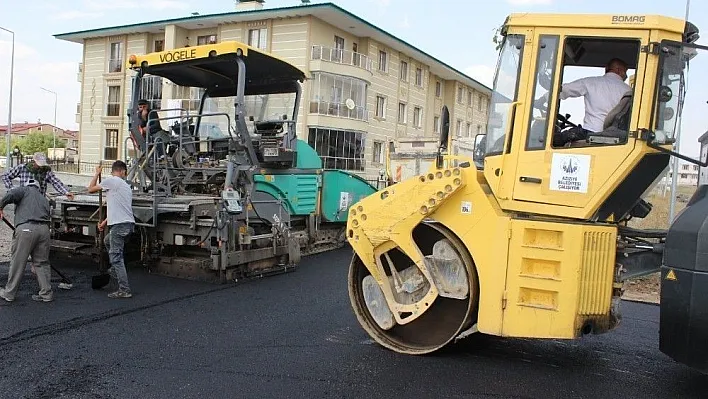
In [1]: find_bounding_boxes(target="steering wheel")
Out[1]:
[556,113,576,130]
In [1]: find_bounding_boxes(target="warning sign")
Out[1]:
[549,153,591,193]
[666,269,677,281]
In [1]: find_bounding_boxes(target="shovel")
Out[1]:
[1,216,73,290]
[92,172,111,290]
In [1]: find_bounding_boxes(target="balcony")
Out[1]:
[108,58,123,73]
[309,100,367,121]
[310,46,372,82]
[308,100,369,132]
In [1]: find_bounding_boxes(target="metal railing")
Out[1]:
[108,58,123,73]
[309,100,367,121]
[311,45,373,72]
[48,160,110,175]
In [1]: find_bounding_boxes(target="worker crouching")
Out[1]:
[0,179,54,303]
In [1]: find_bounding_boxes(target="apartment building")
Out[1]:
[54,0,491,179]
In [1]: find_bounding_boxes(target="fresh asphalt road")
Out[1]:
[0,248,707,399]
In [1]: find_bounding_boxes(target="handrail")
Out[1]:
[311,45,373,72]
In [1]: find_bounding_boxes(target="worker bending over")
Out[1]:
[0,179,54,303]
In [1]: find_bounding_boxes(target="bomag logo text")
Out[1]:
[612,15,646,24]
[159,49,197,63]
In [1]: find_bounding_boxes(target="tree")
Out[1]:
[0,132,66,162]
[21,131,66,155]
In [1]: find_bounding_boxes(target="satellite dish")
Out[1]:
[345,99,355,110]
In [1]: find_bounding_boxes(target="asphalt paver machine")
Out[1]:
[49,41,376,283]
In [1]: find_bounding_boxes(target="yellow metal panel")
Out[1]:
[505,13,686,34]
[129,41,250,69]
[501,219,616,338]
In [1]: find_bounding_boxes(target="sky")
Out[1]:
[0,0,706,157]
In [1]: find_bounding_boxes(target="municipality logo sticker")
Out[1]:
[562,157,579,174]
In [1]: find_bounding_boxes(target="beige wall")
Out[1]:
[75,15,491,179]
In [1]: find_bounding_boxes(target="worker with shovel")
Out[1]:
[0,179,54,302]
[87,161,135,299]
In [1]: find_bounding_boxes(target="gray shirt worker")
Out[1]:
[102,176,135,226]
[0,180,54,302]
[0,184,51,227]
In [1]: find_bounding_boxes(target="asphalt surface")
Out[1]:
[0,247,706,399]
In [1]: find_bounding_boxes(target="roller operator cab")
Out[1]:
[49,41,377,284]
[346,12,708,372]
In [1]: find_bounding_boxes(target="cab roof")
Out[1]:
[130,41,308,97]
[505,13,687,34]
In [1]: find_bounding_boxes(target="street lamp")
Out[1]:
[0,26,14,167]
[40,87,57,161]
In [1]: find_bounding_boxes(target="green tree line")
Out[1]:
[0,131,66,157]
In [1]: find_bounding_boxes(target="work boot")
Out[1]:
[0,288,14,302]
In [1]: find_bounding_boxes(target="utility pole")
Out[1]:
[40,87,58,161]
[668,0,692,224]
[0,27,14,167]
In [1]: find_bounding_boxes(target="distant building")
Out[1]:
[54,0,491,179]
[699,130,708,186]
[0,123,79,149]
[660,161,700,187]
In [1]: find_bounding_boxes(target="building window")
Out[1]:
[248,28,268,50]
[333,35,345,62]
[435,81,441,97]
[376,95,386,118]
[378,50,387,72]
[105,129,119,160]
[106,86,121,116]
[197,35,217,45]
[478,93,483,111]
[154,40,164,52]
[413,107,422,128]
[309,72,368,121]
[457,87,464,104]
[467,122,472,137]
[434,116,440,133]
[175,86,205,113]
[307,127,365,171]
[139,75,163,110]
[477,125,483,135]
[398,102,406,124]
[456,119,463,136]
[372,141,383,164]
[681,173,688,179]
[109,42,122,73]
[468,90,473,106]
[400,61,408,81]
[415,68,423,87]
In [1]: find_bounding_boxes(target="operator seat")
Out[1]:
[586,90,633,145]
[564,90,633,147]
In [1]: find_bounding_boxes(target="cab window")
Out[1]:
[527,35,560,150]
[545,37,640,148]
[485,34,525,156]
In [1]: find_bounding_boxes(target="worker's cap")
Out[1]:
[33,152,48,167]
[137,99,149,106]
[24,179,40,188]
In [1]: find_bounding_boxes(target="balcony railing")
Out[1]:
[311,45,373,72]
[108,58,123,73]
[309,100,368,121]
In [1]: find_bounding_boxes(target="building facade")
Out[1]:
[55,1,491,179]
